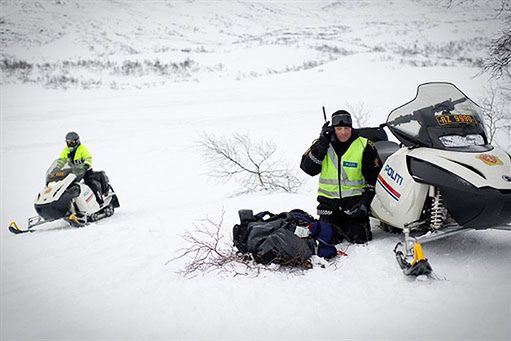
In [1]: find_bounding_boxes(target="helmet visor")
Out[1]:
[332,113,352,127]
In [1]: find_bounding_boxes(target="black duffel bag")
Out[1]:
[233,209,316,266]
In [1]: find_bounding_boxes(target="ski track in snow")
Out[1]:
[1,1,510,339]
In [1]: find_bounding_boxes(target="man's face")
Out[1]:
[334,126,352,142]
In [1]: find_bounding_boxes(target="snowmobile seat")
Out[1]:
[357,126,389,142]
[357,126,399,164]
[374,140,400,164]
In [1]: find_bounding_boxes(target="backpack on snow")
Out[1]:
[233,209,316,266]
[308,221,337,259]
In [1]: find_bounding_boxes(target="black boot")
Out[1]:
[95,191,104,205]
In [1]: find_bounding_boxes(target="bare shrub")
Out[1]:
[443,0,511,79]
[483,29,511,79]
[479,83,511,145]
[345,102,370,128]
[1,57,197,89]
[1,58,34,83]
[394,39,486,68]
[1,58,33,72]
[302,60,322,70]
[43,74,79,89]
[168,210,252,278]
[197,133,302,194]
[119,60,143,76]
[168,210,314,278]
[314,44,352,56]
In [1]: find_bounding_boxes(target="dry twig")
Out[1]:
[479,83,511,145]
[197,133,302,194]
[168,210,313,278]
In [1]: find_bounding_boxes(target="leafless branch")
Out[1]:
[197,133,302,194]
[440,1,510,80]
[167,210,257,278]
[479,82,511,145]
[346,102,370,128]
[167,210,312,277]
[483,28,511,79]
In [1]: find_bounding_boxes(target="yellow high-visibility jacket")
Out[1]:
[59,144,93,168]
[318,137,367,199]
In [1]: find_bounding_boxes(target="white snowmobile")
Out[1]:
[8,159,120,234]
[367,82,511,275]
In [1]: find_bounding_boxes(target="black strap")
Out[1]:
[254,211,275,221]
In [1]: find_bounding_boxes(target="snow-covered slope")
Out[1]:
[1,0,505,87]
[2,1,501,61]
[1,1,510,340]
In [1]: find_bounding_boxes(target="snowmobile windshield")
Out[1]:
[386,82,492,152]
[46,159,86,184]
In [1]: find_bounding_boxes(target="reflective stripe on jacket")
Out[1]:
[318,137,367,199]
[59,144,93,167]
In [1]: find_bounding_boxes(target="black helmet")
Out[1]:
[331,110,352,127]
[65,131,80,150]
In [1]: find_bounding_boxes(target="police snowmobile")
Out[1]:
[367,82,511,276]
[8,159,120,234]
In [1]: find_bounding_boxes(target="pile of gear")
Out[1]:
[232,208,433,276]
[232,209,340,267]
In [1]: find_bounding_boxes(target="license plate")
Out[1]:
[436,114,476,125]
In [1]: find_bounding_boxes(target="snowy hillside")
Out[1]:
[1,0,505,88]
[1,1,510,340]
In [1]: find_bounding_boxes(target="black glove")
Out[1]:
[363,185,375,204]
[345,200,368,218]
[319,121,334,145]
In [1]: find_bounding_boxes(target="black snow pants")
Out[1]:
[84,169,108,205]
[317,196,372,244]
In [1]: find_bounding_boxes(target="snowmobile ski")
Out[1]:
[7,215,59,234]
[8,207,116,234]
[394,241,433,276]
[9,216,86,234]
[8,221,33,234]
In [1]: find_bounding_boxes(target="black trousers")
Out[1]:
[84,170,104,204]
[317,196,373,244]
[320,213,371,244]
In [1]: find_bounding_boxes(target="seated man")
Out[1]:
[59,132,106,205]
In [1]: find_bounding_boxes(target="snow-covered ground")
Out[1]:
[1,1,510,340]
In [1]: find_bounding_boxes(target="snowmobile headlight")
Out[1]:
[439,134,484,147]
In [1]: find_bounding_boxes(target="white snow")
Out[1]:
[1,1,510,340]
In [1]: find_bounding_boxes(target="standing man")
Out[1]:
[59,132,105,205]
[300,110,382,244]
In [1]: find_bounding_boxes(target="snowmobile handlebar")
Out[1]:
[387,113,415,126]
[387,97,468,127]
[46,161,87,184]
[430,97,467,114]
